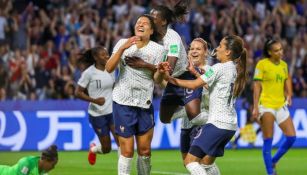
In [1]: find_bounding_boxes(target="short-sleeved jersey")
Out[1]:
[254,58,288,109]
[200,61,237,131]
[112,39,166,108]
[77,65,114,116]
[0,156,47,175]
[162,28,188,77]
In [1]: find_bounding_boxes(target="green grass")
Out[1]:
[1,149,306,175]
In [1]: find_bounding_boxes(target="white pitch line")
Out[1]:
[152,171,189,175]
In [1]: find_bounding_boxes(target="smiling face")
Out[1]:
[188,40,207,67]
[216,38,231,62]
[134,16,154,40]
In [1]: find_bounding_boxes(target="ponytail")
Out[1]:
[233,48,248,97]
[224,35,248,97]
[173,0,190,22]
[153,0,189,25]
[77,49,95,69]
[77,46,107,69]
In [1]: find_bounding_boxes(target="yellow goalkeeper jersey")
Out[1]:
[253,58,288,109]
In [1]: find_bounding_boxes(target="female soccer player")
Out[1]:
[75,46,119,165]
[150,0,203,124]
[105,14,165,175]
[158,35,248,175]
[172,38,210,159]
[252,38,296,175]
[0,145,58,175]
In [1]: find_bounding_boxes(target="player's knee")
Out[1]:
[138,147,151,157]
[101,143,112,154]
[159,115,171,123]
[101,147,111,154]
[183,157,193,166]
[120,148,134,157]
[186,110,199,120]
[101,146,111,154]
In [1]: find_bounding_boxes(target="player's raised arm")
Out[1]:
[105,36,139,73]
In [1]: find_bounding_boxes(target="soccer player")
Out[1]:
[0,145,58,175]
[158,35,248,175]
[75,46,119,165]
[105,14,165,175]
[150,0,203,124]
[172,38,210,158]
[252,38,296,175]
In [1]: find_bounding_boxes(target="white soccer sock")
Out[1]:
[91,145,103,154]
[186,162,208,175]
[201,163,221,175]
[137,155,151,175]
[118,155,133,175]
[190,112,208,125]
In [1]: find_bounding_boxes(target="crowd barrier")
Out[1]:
[0,99,306,151]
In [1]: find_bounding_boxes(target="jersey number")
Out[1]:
[96,80,101,89]
[227,83,234,106]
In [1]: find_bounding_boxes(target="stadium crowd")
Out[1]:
[0,0,306,100]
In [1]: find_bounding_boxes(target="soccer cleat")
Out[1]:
[88,143,97,165]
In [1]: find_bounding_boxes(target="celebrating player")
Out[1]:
[105,14,166,175]
[158,35,247,175]
[150,0,203,124]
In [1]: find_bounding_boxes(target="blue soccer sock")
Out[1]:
[262,138,273,175]
[272,136,296,164]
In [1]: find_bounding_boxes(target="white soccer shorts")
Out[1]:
[258,105,290,124]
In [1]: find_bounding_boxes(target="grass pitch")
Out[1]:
[0,149,306,175]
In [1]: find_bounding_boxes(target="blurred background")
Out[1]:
[0,0,306,101]
[0,0,306,174]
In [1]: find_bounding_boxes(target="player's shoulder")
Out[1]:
[118,38,128,43]
[165,28,181,40]
[114,38,128,47]
[149,41,164,50]
[18,156,36,165]
[256,58,270,67]
[212,62,223,69]
[279,59,288,67]
[257,58,269,64]
[82,65,95,74]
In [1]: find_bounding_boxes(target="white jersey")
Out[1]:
[77,65,114,117]
[180,65,211,129]
[162,28,188,77]
[112,39,166,108]
[200,61,238,131]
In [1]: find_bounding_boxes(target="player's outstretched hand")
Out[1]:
[157,62,171,73]
[94,97,105,106]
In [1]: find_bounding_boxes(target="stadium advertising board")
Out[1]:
[0,99,306,151]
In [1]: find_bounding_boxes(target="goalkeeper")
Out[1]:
[0,145,58,175]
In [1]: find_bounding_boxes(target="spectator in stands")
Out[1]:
[0,0,305,99]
